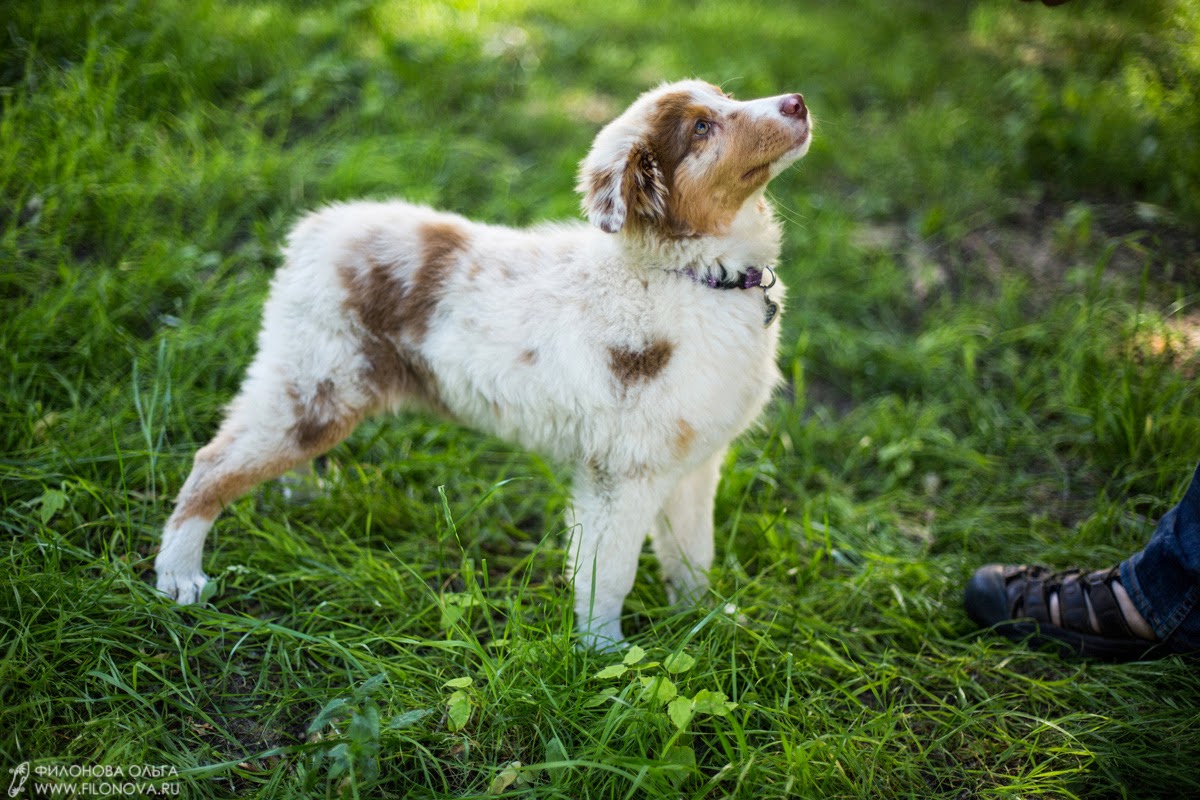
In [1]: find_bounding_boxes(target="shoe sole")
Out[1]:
[991,619,1185,662]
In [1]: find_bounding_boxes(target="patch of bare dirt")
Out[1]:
[853,200,1200,307]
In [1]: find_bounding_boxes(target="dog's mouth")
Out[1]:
[741,128,812,182]
[740,163,771,182]
[786,123,812,156]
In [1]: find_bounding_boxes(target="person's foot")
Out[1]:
[964,564,1182,661]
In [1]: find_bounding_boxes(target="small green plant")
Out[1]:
[590,646,737,731]
[304,674,434,799]
[442,675,478,731]
[304,675,386,797]
[586,646,738,789]
[27,483,69,525]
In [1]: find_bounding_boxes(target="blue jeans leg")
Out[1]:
[1119,463,1200,649]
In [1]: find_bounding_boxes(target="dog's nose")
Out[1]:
[780,93,807,120]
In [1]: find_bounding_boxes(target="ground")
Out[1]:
[3,0,1200,797]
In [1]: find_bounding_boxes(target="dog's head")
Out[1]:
[578,80,811,238]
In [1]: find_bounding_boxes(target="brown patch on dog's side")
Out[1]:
[672,419,696,457]
[519,349,538,366]
[608,339,674,387]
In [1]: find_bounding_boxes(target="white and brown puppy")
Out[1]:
[155,79,812,648]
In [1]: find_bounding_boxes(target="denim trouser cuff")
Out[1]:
[1118,466,1200,649]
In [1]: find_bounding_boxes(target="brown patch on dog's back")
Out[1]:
[337,222,469,413]
[339,233,410,336]
[608,339,674,387]
[411,221,469,341]
[339,222,469,342]
[519,349,538,365]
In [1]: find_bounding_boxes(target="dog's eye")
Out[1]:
[693,120,712,137]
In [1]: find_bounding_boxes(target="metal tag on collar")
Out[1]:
[761,265,779,327]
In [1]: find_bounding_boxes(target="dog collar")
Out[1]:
[678,263,780,327]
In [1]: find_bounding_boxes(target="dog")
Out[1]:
[154,79,812,648]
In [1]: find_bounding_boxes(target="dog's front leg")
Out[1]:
[567,471,673,650]
[652,450,724,606]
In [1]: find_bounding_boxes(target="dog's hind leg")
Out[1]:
[651,450,724,607]
[156,370,366,603]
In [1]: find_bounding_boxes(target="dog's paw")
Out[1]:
[575,621,626,653]
[665,579,710,609]
[156,570,210,604]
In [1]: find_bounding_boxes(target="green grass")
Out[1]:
[4,0,1200,797]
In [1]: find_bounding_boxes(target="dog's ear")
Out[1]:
[578,139,667,234]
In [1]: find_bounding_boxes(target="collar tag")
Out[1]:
[763,294,779,327]
[760,266,778,327]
